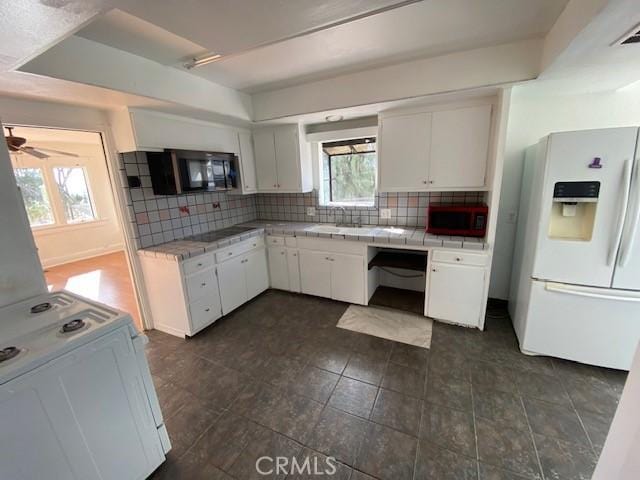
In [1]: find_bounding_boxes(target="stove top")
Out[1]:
[184,226,257,243]
[0,291,133,384]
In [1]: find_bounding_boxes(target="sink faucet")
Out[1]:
[333,206,346,225]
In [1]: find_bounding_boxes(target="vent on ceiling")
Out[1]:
[617,24,640,45]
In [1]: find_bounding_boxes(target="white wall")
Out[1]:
[10,139,124,267]
[491,83,640,299]
[0,123,47,307]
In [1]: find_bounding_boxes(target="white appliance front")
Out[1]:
[532,128,639,288]
[522,279,640,370]
[613,155,640,290]
[0,325,166,480]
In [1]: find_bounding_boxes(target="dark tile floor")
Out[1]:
[145,290,627,480]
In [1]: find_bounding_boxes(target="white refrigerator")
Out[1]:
[510,127,640,370]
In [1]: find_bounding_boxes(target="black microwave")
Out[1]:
[146,149,238,195]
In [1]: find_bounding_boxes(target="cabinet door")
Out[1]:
[268,247,290,290]
[429,105,491,188]
[238,131,258,193]
[330,253,365,305]
[253,129,279,191]
[378,113,431,191]
[274,125,302,191]
[287,248,301,293]
[218,256,247,315]
[427,262,485,327]
[244,248,269,300]
[299,250,332,298]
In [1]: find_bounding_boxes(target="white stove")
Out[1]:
[0,291,171,479]
[0,291,131,385]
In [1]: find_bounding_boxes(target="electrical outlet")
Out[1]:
[306,207,316,216]
[380,208,392,219]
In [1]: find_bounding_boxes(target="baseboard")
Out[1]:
[41,243,125,268]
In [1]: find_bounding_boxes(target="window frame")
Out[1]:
[11,155,100,231]
[320,136,377,207]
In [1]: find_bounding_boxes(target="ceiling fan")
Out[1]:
[4,126,79,159]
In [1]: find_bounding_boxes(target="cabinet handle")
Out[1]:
[422,180,427,184]
[293,253,297,257]
[429,180,434,184]
[456,257,462,262]
[273,184,277,188]
[432,268,437,272]
[197,263,203,267]
[228,252,233,256]
[253,243,257,247]
[201,282,206,287]
[280,251,285,255]
[205,308,210,312]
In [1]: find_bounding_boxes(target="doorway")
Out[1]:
[6,125,143,330]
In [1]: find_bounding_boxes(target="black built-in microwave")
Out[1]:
[146,149,238,195]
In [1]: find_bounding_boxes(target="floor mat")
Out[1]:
[337,304,432,349]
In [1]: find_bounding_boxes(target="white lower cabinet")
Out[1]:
[267,244,302,293]
[287,249,301,293]
[140,237,267,337]
[268,246,290,290]
[218,247,269,315]
[426,250,488,327]
[330,253,365,304]
[299,249,365,305]
[217,255,247,315]
[300,250,332,298]
[244,248,270,299]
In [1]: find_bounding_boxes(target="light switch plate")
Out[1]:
[306,207,316,216]
[380,208,392,219]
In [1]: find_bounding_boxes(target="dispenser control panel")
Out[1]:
[553,181,600,202]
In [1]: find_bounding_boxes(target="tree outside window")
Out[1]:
[321,137,376,206]
[14,168,55,226]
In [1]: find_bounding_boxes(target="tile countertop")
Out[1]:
[138,221,488,261]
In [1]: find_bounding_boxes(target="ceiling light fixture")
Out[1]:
[325,115,344,122]
[185,53,222,69]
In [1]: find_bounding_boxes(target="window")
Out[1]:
[321,137,376,206]
[14,168,55,226]
[12,162,97,229]
[53,167,96,223]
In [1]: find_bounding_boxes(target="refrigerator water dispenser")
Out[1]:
[548,181,600,241]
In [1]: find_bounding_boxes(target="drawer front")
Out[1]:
[185,269,217,302]
[285,236,297,247]
[183,253,215,276]
[266,235,285,246]
[215,237,264,263]
[189,296,221,333]
[431,249,488,266]
[296,237,366,255]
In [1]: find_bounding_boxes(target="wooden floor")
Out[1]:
[44,251,142,330]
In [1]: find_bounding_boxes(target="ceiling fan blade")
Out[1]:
[32,147,79,158]
[20,147,49,159]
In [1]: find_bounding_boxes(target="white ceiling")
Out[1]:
[77,0,568,92]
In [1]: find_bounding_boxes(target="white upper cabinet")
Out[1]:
[253,129,279,191]
[429,105,492,189]
[237,131,258,194]
[111,108,241,154]
[378,113,432,192]
[378,103,492,192]
[253,124,313,193]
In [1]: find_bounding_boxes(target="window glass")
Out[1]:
[14,168,55,226]
[321,137,376,206]
[53,167,96,223]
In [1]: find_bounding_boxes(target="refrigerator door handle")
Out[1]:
[545,282,640,302]
[608,159,632,266]
[619,161,640,267]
